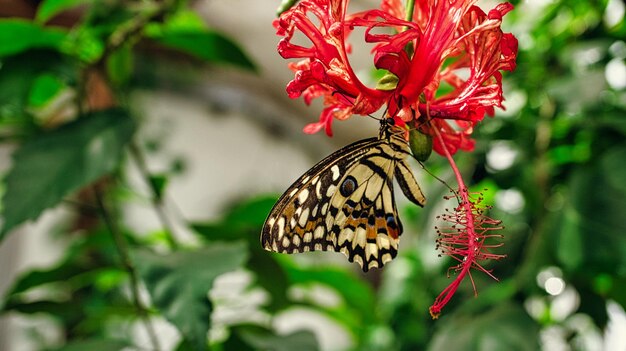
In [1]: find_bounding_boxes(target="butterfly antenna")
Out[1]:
[417,160,457,195]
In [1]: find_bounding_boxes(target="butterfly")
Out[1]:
[261,118,426,272]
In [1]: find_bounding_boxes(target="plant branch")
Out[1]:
[98,0,178,66]
[129,142,180,249]
[92,185,162,351]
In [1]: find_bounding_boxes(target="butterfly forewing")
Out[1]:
[261,126,426,272]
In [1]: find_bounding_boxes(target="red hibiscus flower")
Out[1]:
[275,0,517,153]
[275,0,517,317]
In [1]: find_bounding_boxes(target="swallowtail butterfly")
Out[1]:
[261,119,426,272]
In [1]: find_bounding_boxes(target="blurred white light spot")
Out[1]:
[550,286,579,321]
[609,40,626,59]
[605,301,626,351]
[524,296,547,320]
[545,277,565,296]
[486,141,517,171]
[536,266,563,287]
[540,325,569,351]
[605,0,625,28]
[500,89,527,117]
[495,188,525,213]
[573,46,603,69]
[605,58,626,90]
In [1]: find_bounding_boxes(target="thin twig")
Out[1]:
[129,142,180,249]
[92,185,162,351]
[97,0,177,66]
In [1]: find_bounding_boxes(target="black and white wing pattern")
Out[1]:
[261,124,426,272]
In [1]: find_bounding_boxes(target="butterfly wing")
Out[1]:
[261,132,425,272]
[328,151,404,271]
[261,137,381,253]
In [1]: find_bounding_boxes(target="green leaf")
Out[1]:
[555,204,584,271]
[148,174,168,200]
[428,304,539,351]
[230,325,319,351]
[46,338,130,351]
[192,196,291,312]
[133,242,249,351]
[106,44,133,87]
[281,262,376,323]
[1,108,136,239]
[602,147,626,193]
[247,250,290,312]
[60,27,105,63]
[149,30,256,71]
[4,264,85,298]
[0,19,66,57]
[0,50,70,127]
[192,195,277,242]
[36,0,95,23]
[28,73,66,108]
[565,149,626,272]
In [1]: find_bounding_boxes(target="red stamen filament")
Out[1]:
[428,122,505,319]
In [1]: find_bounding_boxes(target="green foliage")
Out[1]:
[149,30,256,71]
[36,0,97,24]
[0,20,66,57]
[1,109,136,238]
[0,0,624,350]
[224,325,318,351]
[133,243,249,350]
[46,339,130,351]
[428,304,539,351]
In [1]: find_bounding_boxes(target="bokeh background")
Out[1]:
[0,0,625,350]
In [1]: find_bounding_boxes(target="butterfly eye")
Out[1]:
[340,175,358,197]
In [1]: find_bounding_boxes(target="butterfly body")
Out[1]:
[261,121,426,272]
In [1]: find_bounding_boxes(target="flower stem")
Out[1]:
[92,185,161,351]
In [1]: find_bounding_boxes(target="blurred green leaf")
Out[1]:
[192,195,276,241]
[3,263,85,297]
[36,0,95,24]
[46,339,130,351]
[161,9,208,32]
[4,300,70,316]
[247,250,290,312]
[1,108,136,239]
[148,174,168,200]
[0,50,70,129]
[281,262,376,323]
[428,304,539,351]
[0,20,66,57]
[193,196,291,312]
[28,73,66,108]
[229,325,318,351]
[60,27,105,63]
[149,30,256,71]
[602,146,626,193]
[577,285,609,328]
[106,44,133,87]
[555,204,584,271]
[133,242,249,351]
[567,148,626,272]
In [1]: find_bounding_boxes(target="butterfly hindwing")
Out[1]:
[328,144,403,271]
[261,125,426,272]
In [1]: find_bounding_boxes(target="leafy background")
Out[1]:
[0,0,625,350]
